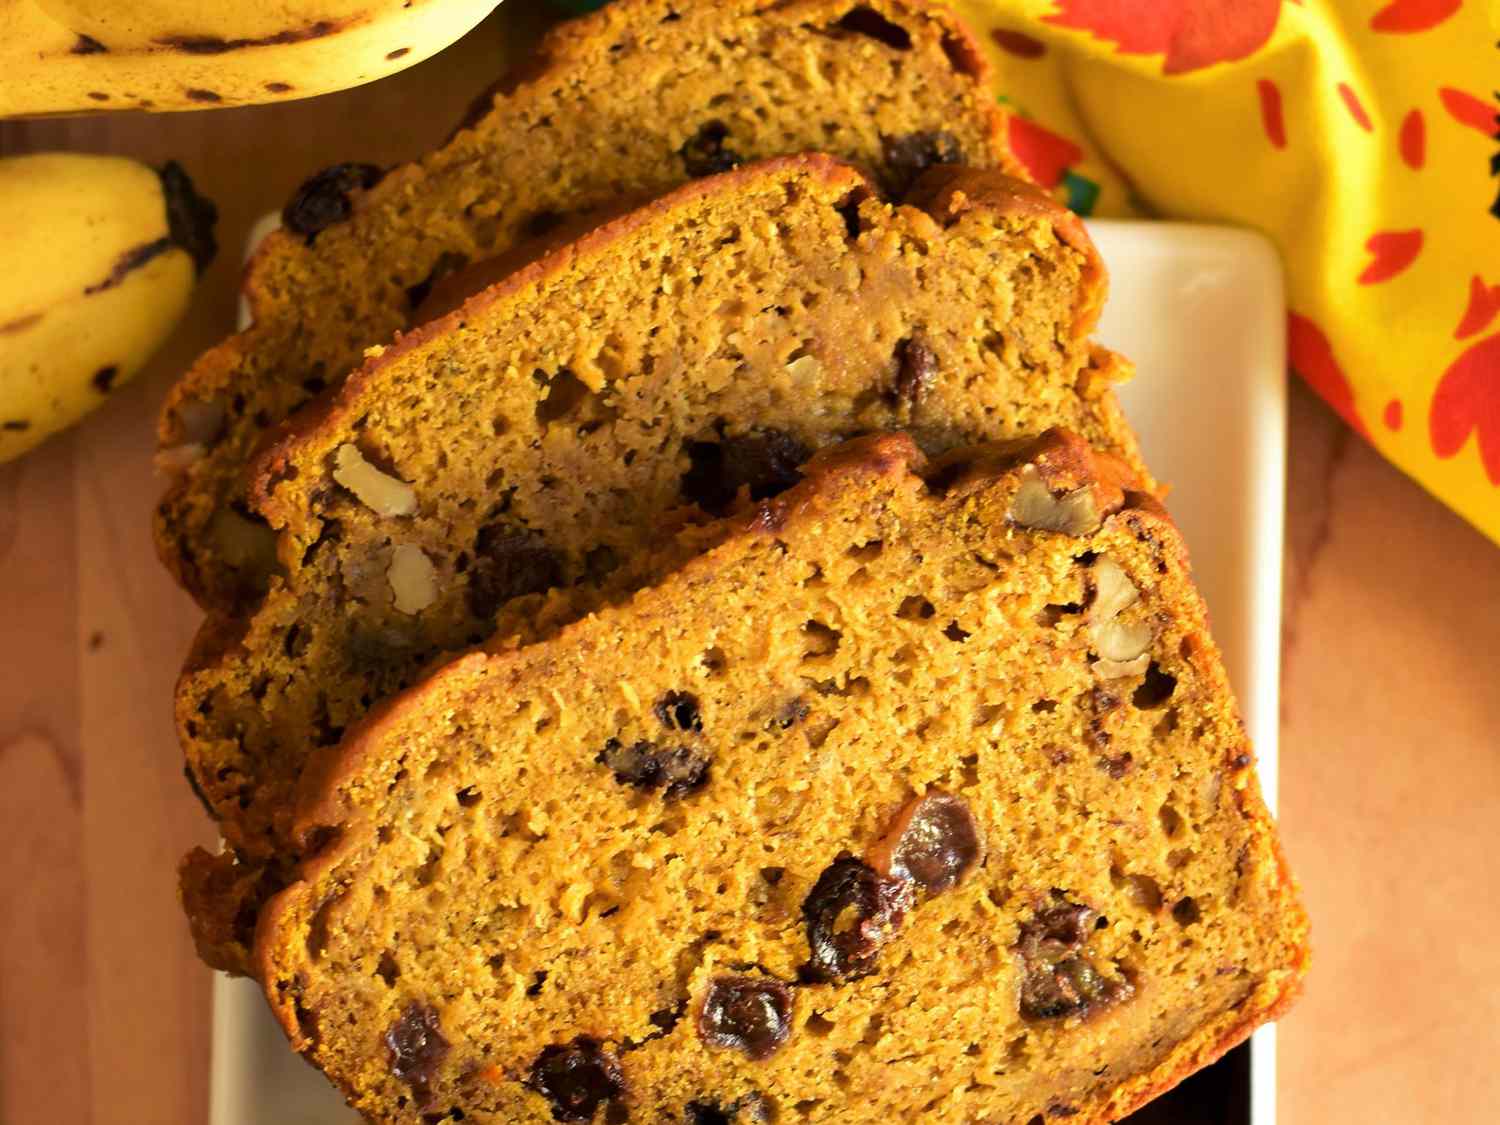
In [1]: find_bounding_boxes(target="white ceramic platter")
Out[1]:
[214,218,1286,1125]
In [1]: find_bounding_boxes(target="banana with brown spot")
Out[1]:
[0,0,501,114]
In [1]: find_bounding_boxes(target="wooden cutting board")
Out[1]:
[3,4,1499,1122]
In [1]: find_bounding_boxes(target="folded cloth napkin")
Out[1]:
[952,0,1499,542]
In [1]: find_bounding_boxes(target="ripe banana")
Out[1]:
[0,152,216,463]
[0,0,501,116]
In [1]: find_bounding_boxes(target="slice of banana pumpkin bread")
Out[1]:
[178,154,1142,972]
[155,0,1023,611]
[258,429,1307,1124]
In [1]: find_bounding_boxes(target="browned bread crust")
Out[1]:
[256,429,1306,1123]
[153,0,1021,611]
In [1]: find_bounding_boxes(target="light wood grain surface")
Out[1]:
[2,6,1498,1122]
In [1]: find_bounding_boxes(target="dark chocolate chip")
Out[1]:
[698,976,793,1060]
[801,856,910,983]
[1015,897,1133,1021]
[385,1002,449,1106]
[1086,686,1121,753]
[654,691,703,733]
[467,525,563,620]
[1172,897,1201,927]
[890,337,938,408]
[282,162,385,241]
[681,429,810,516]
[881,131,965,196]
[869,792,982,896]
[598,740,710,800]
[529,1037,625,1123]
[680,120,742,178]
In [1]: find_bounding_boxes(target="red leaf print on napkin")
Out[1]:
[1258,79,1286,148]
[1430,334,1500,484]
[1288,312,1369,438]
[1357,230,1423,284]
[1045,0,1280,74]
[1338,83,1374,131]
[1370,0,1461,33]
[1399,109,1425,167]
[1007,117,1084,188]
[1456,277,1500,340]
[1439,88,1498,135]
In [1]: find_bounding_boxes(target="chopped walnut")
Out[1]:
[159,396,228,472]
[1008,465,1101,536]
[388,544,438,614]
[333,444,417,518]
[1087,557,1152,679]
[785,354,823,383]
[176,395,227,445]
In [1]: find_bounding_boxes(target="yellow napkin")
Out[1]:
[954,0,1500,544]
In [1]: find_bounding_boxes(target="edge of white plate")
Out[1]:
[1090,220,1286,1125]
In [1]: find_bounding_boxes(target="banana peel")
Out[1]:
[0,0,501,116]
[0,152,216,463]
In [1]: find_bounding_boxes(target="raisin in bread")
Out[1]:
[257,430,1307,1124]
[154,0,1023,611]
[177,154,1142,972]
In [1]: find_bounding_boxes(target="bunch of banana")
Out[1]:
[0,0,500,116]
[0,152,216,463]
